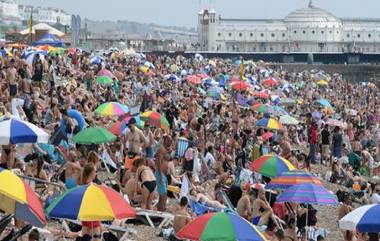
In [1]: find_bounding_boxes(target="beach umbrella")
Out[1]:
[107,121,128,136]
[176,212,268,241]
[96,75,113,85]
[140,111,169,130]
[252,91,270,99]
[256,117,284,131]
[207,90,221,100]
[90,55,104,65]
[186,75,202,85]
[262,77,277,87]
[0,117,49,145]
[97,69,115,78]
[276,183,338,205]
[317,98,332,109]
[230,80,250,91]
[280,115,299,125]
[312,111,322,120]
[326,118,346,128]
[95,102,129,117]
[280,98,296,106]
[46,183,136,221]
[317,80,328,86]
[48,47,65,56]
[72,127,116,144]
[143,61,155,69]
[253,104,273,114]
[164,74,179,81]
[267,170,322,190]
[339,204,380,232]
[0,168,46,226]
[22,49,47,65]
[261,132,273,141]
[272,106,288,116]
[251,154,296,178]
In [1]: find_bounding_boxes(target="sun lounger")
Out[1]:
[135,208,174,229]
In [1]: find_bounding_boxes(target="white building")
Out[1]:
[18,5,71,27]
[198,0,380,53]
[0,0,22,26]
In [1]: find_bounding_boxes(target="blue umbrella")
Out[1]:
[317,99,332,108]
[276,183,338,205]
[23,50,48,65]
[90,56,104,65]
[312,111,322,120]
[339,204,380,232]
[0,117,49,145]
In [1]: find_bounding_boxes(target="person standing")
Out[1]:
[308,123,319,164]
[32,54,44,89]
[7,59,18,99]
[332,127,343,159]
[321,124,330,165]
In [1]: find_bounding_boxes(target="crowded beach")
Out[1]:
[0,45,379,241]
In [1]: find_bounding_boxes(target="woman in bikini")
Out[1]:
[134,157,156,210]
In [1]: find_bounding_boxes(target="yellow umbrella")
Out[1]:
[317,80,328,86]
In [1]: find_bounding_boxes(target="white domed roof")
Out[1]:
[284,4,341,24]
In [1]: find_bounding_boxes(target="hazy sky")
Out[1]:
[17,0,380,27]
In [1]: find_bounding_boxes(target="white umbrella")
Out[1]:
[0,117,49,145]
[339,204,380,232]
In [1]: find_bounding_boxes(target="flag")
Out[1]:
[28,13,33,34]
[239,62,244,79]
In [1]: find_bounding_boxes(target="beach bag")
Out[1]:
[102,231,119,241]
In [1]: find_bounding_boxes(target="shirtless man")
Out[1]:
[173,197,192,234]
[65,150,82,188]
[252,188,273,226]
[125,118,147,155]
[7,59,18,99]
[236,189,255,221]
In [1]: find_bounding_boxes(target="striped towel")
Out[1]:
[177,137,189,158]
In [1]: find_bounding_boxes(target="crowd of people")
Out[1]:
[0,46,379,241]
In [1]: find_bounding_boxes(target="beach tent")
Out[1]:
[32,33,65,48]
[20,23,65,37]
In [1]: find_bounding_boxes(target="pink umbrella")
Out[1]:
[97,69,115,78]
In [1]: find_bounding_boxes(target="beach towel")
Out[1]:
[189,199,220,216]
[180,175,189,198]
[177,137,189,158]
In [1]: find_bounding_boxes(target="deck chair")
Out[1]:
[1,224,32,241]
[0,215,13,237]
[135,208,174,229]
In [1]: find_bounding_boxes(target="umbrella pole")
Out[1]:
[305,207,308,241]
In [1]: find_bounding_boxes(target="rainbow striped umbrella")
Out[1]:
[176,212,267,241]
[276,183,338,205]
[95,102,129,117]
[46,183,136,221]
[267,170,323,190]
[256,117,284,130]
[141,111,169,130]
[251,154,296,177]
[0,168,46,226]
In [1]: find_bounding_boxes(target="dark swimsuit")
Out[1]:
[139,169,156,193]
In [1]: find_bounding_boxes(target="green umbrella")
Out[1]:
[96,76,113,85]
[72,127,116,144]
[280,115,299,125]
